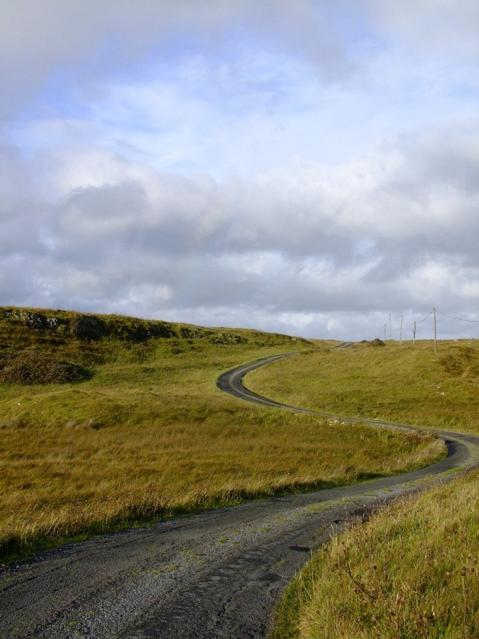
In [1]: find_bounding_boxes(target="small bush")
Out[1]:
[0,350,90,385]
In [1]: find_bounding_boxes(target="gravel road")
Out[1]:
[1,354,478,639]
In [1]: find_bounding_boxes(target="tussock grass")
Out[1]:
[0,308,443,561]
[271,469,479,639]
[249,340,479,433]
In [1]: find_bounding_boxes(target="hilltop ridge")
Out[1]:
[0,306,309,366]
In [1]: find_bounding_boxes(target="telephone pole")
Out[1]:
[413,320,416,345]
[433,306,437,353]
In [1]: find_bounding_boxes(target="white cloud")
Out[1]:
[2,116,479,339]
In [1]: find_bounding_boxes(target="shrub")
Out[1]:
[0,350,90,385]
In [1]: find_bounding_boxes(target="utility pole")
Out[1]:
[413,320,416,345]
[433,306,437,353]
[388,312,392,340]
[400,314,403,343]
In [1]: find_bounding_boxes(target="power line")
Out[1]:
[381,307,478,347]
[437,311,479,324]
[415,309,434,325]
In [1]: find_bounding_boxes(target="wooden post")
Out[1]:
[400,314,403,343]
[413,320,416,345]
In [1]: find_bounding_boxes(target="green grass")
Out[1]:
[0,308,443,561]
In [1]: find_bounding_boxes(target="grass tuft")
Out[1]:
[440,345,479,378]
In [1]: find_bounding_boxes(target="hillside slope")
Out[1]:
[0,308,443,561]
[0,306,307,366]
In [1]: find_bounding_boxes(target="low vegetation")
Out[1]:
[0,350,90,385]
[0,308,443,561]
[270,469,479,639]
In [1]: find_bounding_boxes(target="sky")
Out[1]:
[1,1,479,339]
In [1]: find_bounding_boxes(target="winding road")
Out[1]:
[1,354,479,639]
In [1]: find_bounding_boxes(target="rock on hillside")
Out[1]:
[0,307,308,347]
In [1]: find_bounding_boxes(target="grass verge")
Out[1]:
[270,469,479,639]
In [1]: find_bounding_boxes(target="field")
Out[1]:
[0,309,443,561]
[256,342,479,638]
[249,340,479,433]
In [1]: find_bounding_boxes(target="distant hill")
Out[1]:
[0,306,309,367]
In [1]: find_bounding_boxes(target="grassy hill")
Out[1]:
[0,305,307,385]
[0,306,306,367]
[0,308,443,561]
[249,339,479,433]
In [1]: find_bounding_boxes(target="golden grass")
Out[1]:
[249,340,479,433]
[0,315,444,560]
[271,469,479,639]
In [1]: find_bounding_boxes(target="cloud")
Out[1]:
[1,114,479,339]
[367,0,479,57]
[0,0,355,119]
[2,0,477,121]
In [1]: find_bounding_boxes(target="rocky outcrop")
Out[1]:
[2,308,177,342]
[72,315,107,340]
[3,309,67,331]
[0,306,308,347]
